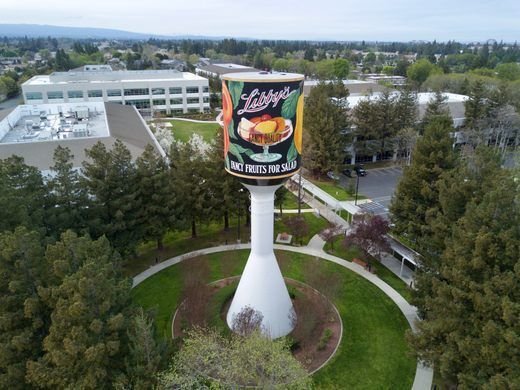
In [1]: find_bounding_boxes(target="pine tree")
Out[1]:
[409,164,519,388]
[0,228,49,389]
[46,146,87,236]
[0,156,47,233]
[81,140,142,255]
[421,90,451,133]
[135,145,176,250]
[464,79,488,130]
[26,231,132,389]
[304,83,349,176]
[169,138,209,237]
[205,128,243,230]
[118,308,169,390]
[390,116,457,249]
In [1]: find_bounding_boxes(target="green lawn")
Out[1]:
[131,250,416,389]
[169,119,220,143]
[309,178,354,201]
[324,236,413,303]
[274,212,328,246]
[123,221,251,277]
[278,191,311,210]
[124,211,325,277]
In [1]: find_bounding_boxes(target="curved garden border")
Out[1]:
[132,243,433,390]
[170,276,344,375]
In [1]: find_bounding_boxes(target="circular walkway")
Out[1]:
[132,243,433,390]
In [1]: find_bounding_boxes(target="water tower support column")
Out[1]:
[226,184,295,338]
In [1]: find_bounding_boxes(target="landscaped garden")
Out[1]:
[124,207,326,277]
[169,119,220,142]
[131,249,416,389]
[324,236,413,303]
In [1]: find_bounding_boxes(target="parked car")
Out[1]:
[354,165,367,176]
[342,168,352,177]
[327,171,340,180]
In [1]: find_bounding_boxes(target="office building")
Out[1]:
[21,66,210,116]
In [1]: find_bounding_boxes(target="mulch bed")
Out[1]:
[172,276,342,373]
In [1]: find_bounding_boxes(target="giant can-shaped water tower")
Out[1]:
[219,72,304,338]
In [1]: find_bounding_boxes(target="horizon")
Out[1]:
[1,0,519,42]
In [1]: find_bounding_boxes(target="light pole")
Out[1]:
[354,173,360,205]
[297,173,302,215]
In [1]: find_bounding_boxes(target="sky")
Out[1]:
[1,0,519,42]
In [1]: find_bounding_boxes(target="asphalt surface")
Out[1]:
[340,166,403,216]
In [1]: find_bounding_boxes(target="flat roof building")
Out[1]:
[195,63,260,78]
[22,66,210,117]
[0,102,164,171]
[303,79,391,97]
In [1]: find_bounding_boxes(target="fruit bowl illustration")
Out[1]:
[238,115,292,162]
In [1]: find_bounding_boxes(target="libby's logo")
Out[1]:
[237,86,292,115]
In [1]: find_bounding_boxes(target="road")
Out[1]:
[0,95,22,118]
[340,166,403,216]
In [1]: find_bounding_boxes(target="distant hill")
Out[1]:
[0,24,244,40]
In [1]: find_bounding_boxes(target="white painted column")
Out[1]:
[226,184,295,339]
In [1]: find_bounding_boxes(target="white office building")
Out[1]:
[21,66,210,116]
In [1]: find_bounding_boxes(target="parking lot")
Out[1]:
[340,166,403,216]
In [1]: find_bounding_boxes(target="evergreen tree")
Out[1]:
[169,138,209,237]
[390,116,456,249]
[26,232,132,389]
[394,87,418,130]
[46,146,87,236]
[135,145,175,250]
[464,79,488,130]
[304,83,349,176]
[409,163,519,388]
[205,128,244,230]
[119,308,169,390]
[81,141,142,255]
[0,228,48,389]
[0,156,47,233]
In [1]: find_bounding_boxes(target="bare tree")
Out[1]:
[319,222,343,253]
[283,215,309,246]
[231,306,264,337]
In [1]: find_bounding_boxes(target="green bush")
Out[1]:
[317,328,333,351]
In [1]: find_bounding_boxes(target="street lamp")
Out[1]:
[354,173,360,205]
[237,188,244,243]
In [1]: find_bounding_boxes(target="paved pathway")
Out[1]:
[158,117,217,123]
[306,234,326,251]
[132,243,433,389]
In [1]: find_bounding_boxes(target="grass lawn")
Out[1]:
[169,119,220,143]
[124,211,325,277]
[279,191,311,210]
[131,250,416,389]
[123,221,251,277]
[324,236,413,303]
[274,212,328,246]
[309,178,354,201]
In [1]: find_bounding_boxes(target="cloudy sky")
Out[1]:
[1,0,519,41]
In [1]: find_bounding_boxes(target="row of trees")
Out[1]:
[390,111,519,387]
[0,131,250,257]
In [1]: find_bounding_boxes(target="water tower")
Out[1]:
[218,72,304,338]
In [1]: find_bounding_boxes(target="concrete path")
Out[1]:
[158,117,217,123]
[132,243,433,389]
[306,234,326,251]
[274,208,316,214]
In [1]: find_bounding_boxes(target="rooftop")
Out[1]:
[0,102,164,170]
[23,69,206,86]
[0,102,109,145]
